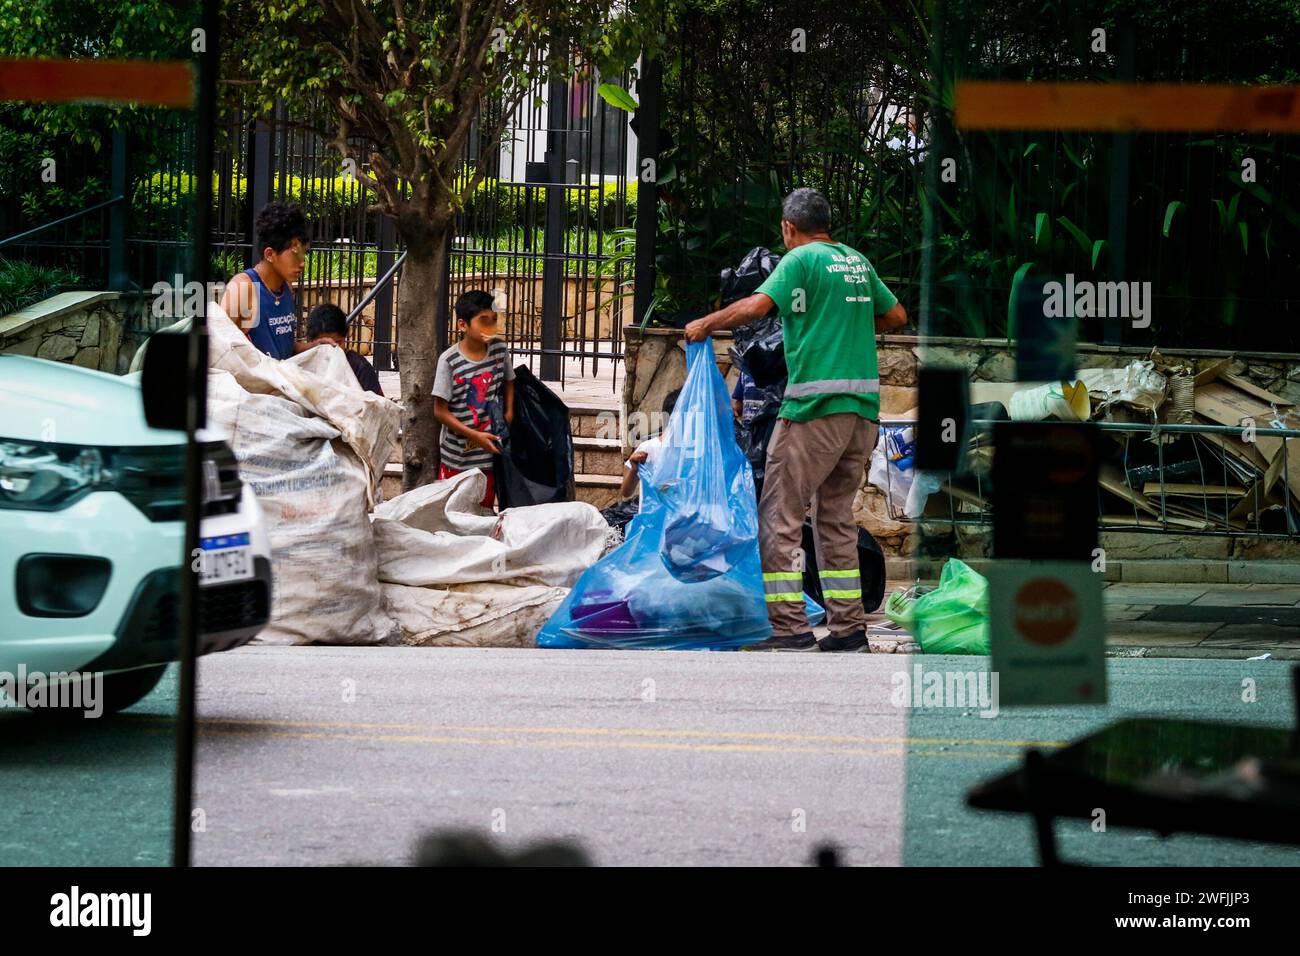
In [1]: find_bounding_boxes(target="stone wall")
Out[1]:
[622,325,1300,562]
[0,291,154,374]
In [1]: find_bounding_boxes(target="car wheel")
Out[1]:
[27,665,168,717]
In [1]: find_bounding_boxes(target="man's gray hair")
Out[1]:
[782,187,831,234]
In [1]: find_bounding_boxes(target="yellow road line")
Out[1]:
[198,724,909,756]
[186,716,1067,750]
[195,724,1029,759]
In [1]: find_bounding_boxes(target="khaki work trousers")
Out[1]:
[758,413,878,637]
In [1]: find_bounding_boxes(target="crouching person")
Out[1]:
[619,389,679,504]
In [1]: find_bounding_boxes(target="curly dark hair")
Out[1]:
[255,201,309,254]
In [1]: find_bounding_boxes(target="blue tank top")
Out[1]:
[243,267,297,360]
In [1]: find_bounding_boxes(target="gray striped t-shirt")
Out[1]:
[432,341,515,470]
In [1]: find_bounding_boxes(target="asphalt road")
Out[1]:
[3,651,1299,867]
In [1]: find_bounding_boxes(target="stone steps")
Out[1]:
[379,397,628,507]
[379,461,623,507]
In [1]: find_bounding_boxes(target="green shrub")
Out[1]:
[0,257,81,317]
[459,175,636,233]
[132,170,373,237]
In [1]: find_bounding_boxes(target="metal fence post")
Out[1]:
[245,116,272,267]
[540,76,568,381]
[108,127,127,290]
[633,54,661,329]
[373,214,396,371]
[1104,19,1136,346]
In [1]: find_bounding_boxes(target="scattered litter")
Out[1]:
[885,560,989,655]
[1247,653,1273,661]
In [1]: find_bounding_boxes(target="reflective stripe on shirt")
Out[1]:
[783,377,880,399]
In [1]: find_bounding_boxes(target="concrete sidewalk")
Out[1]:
[1100,581,1300,660]
[863,580,1300,659]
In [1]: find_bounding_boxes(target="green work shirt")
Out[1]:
[754,240,897,422]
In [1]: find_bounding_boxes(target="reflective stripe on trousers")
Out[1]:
[762,571,803,603]
[819,568,862,600]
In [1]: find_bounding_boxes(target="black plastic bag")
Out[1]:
[726,247,786,387]
[743,332,787,387]
[600,498,639,534]
[743,387,783,491]
[494,365,575,508]
[799,518,887,615]
[721,246,782,307]
[727,252,787,388]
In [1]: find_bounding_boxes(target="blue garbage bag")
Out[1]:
[536,339,772,650]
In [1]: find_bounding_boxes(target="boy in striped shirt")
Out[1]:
[432,290,515,508]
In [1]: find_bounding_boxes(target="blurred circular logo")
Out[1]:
[1013,577,1079,646]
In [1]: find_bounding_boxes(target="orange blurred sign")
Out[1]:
[988,560,1106,706]
[955,81,1300,132]
[0,58,194,108]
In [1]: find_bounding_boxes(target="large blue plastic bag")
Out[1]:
[536,339,771,649]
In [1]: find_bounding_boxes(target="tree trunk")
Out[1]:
[395,224,449,491]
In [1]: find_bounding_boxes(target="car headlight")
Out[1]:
[0,439,186,518]
[0,441,108,509]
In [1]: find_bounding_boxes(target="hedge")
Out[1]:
[132,171,637,237]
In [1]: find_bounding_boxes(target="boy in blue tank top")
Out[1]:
[220,202,310,360]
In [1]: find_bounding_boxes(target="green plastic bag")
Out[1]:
[886,559,990,655]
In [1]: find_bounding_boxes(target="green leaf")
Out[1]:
[1061,139,1087,170]
[1056,215,1091,254]
[1034,212,1050,245]
[1023,142,1040,158]
[1239,221,1248,255]
[1162,200,1184,238]
[1008,261,1035,338]
[596,82,638,112]
[1091,239,1107,270]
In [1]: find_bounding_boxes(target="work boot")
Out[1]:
[818,630,870,653]
[744,631,818,652]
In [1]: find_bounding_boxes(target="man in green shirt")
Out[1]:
[686,188,908,651]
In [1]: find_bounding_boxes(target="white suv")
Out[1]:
[0,354,272,714]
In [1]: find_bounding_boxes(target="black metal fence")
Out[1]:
[207,73,636,383]
[445,66,636,384]
[0,106,199,303]
[2,75,636,388]
[646,2,930,325]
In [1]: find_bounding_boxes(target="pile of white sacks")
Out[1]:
[201,303,609,647]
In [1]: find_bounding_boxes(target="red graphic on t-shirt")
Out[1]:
[455,367,496,428]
